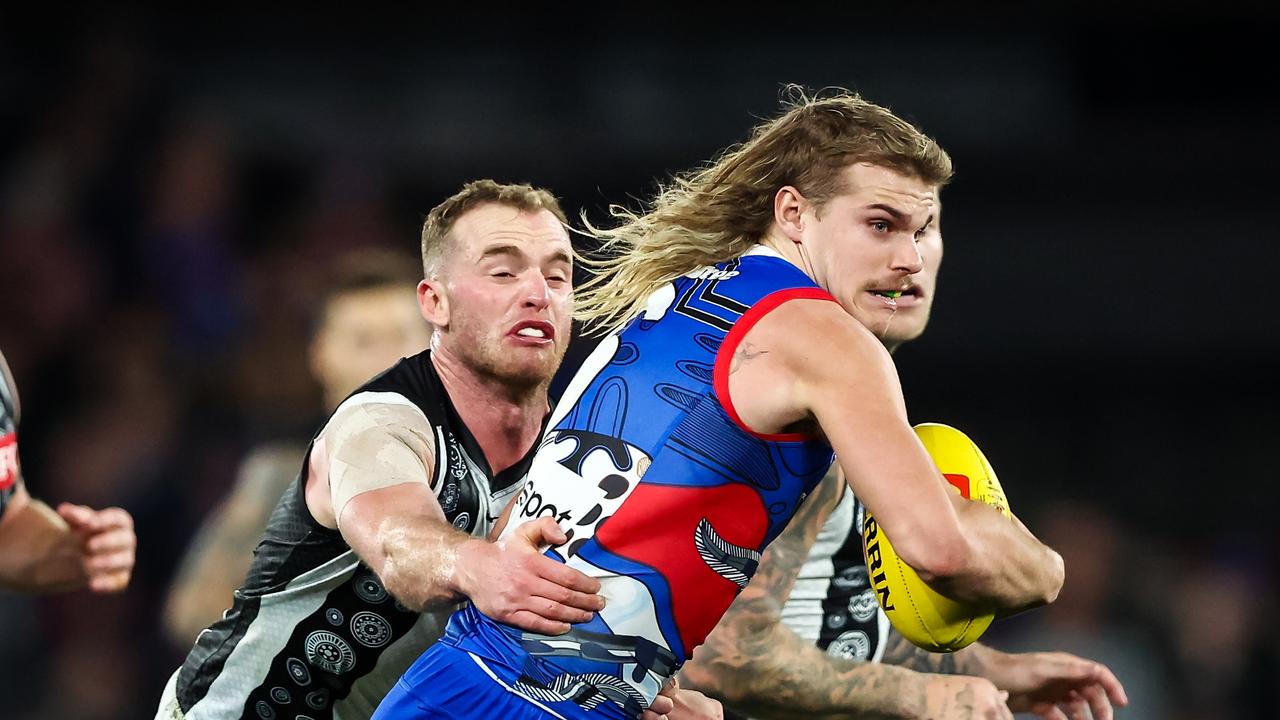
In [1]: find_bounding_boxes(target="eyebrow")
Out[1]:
[478,244,523,262]
[478,244,572,267]
[867,203,934,232]
[866,203,908,220]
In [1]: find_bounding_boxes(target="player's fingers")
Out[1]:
[1092,662,1128,707]
[647,692,675,715]
[88,570,131,593]
[533,555,602,595]
[57,503,97,530]
[85,550,135,574]
[505,610,570,636]
[531,575,605,612]
[86,527,136,553]
[94,507,134,530]
[638,711,667,720]
[516,516,568,547]
[1082,683,1112,720]
[997,690,1014,720]
[1064,691,1089,720]
[522,592,595,624]
[1032,704,1069,720]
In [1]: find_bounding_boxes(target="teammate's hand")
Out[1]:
[988,651,1127,720]
[57,503,136,593]
[923,675,1014,719]
[457,516,604,635]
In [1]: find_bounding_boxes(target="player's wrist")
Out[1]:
[449,537,490,597]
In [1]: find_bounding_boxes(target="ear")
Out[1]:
[773,185,808,244]
[418,278,449,329]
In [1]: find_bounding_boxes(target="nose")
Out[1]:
[520,272,551,310]
[890,236,925,276]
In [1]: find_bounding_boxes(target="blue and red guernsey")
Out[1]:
[429,247,836,718]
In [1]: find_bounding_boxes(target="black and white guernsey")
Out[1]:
[169,350,534,720]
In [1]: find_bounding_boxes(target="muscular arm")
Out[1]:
[313,398,476,612]
[681,467,927,720]
[317,397,602,632]
[728,300,1061,609]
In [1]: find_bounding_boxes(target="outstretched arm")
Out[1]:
[314,397,603,634]
[883,633,1129,720]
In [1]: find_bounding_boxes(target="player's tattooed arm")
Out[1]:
[881,630,998,678]
[680,465,928,719]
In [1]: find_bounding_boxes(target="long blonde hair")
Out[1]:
[575,88,954,335]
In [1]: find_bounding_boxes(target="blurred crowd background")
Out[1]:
[1,6,1276,719]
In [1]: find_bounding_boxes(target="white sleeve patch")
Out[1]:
[321,392,436,523]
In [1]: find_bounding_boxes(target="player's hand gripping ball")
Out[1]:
[861,423,1011,652]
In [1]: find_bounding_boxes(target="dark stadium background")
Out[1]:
[1,6,1275,719]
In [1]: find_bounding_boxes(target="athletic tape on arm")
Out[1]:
[322,392,437,525]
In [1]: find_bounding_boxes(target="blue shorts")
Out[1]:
[373,642,581,720]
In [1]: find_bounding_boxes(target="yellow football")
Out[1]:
[861,422,1012,652]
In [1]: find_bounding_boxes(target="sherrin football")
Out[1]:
[861,422,1012,652]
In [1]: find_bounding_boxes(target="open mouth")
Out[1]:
[509,320,556,343]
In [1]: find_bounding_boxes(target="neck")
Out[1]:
[761,231,819,285]
[430,345,549,475]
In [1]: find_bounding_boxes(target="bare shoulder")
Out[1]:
[722,298,895,436]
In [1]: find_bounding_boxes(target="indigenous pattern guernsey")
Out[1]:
[779,488,890,662]
[377,247,837,720]
[166,350,530,720]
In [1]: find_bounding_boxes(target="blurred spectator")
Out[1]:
[163,248,428,648]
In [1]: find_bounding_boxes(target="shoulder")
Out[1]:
[320,391,437,445]
[732,294,889,377]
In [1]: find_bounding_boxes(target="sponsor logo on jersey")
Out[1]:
[684,267,741,281]
[508,430,649,559]
[863,516,896,611]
